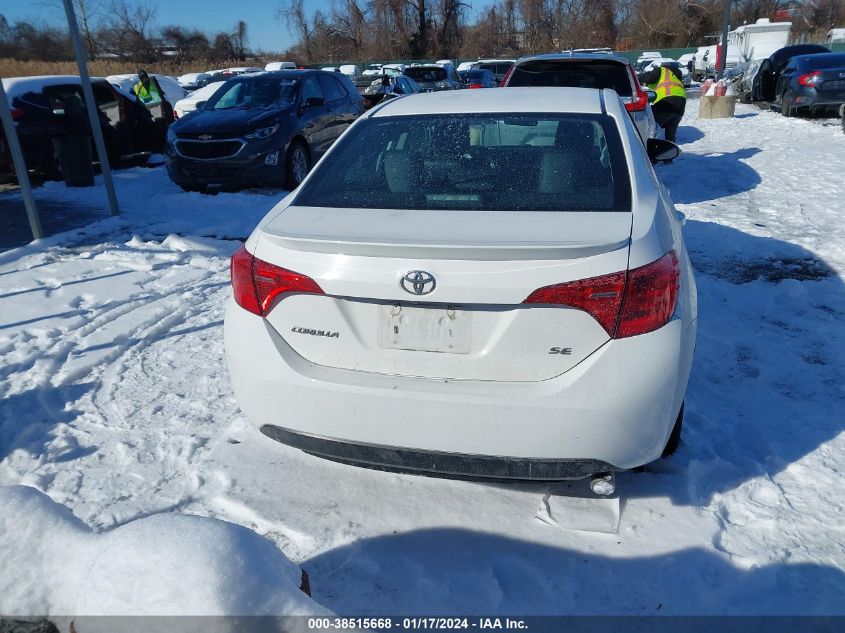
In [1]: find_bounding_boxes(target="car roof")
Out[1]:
[371,87,606,117]
[795,52,845,63]
[2,75,111,102]
[516,52,631,66]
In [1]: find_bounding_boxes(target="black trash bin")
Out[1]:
[52,135,94,187]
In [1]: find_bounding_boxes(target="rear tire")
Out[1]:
[780,91,792,117]
[662,402,684,457]
[285,140,310,190]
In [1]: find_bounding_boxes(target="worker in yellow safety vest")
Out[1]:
[639,63,686,143]
[133,69,162,106]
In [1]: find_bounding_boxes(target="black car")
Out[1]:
[165,70,364,191]
[776,53,845,117]
[404,64,465,91]
[1,76,162,181]
[752,44,830,102]
[458,69,497,88]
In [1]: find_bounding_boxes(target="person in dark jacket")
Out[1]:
[639,63,686,143]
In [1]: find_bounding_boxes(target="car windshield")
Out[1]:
[294,113,631,212]
[205,77,299,109]
[508,61,633,96]
[406,67,447,82]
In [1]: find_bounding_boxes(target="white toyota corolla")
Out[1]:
[224,88,697,490]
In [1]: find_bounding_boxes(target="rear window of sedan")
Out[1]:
[406,67,447,82]
[508,61,633,96]
[294,113,631,212]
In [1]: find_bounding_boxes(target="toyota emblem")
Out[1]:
[400,270,436,296]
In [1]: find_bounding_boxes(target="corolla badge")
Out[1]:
[400,270,436,296]
[198,134,213,140]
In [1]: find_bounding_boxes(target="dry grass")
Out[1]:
[0,58,263,79]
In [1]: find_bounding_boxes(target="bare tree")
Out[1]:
[99,0,158,60]
[278,0,314,62]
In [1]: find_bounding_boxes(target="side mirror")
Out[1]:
[647,138,680,163]
[645,89,657,103]
[304,96,325,108]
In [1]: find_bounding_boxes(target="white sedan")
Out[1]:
[224,88,697,491]
[172,81,225,119]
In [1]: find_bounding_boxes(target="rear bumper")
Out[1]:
[261,425,614,480]
[225,300,696,477]
[794,88,845,109]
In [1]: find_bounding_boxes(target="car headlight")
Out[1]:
[245,125,280,141]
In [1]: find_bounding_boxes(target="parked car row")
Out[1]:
[160,50,662,191]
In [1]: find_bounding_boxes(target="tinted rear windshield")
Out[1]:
[479,62,514,75]
[799,54,845,69]
[294,113,631,212]
[406,67,447,82]
[205,76,298,109]
[508,61,632,96]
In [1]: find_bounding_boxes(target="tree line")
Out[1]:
[282,0,842,63]
[0,0,841,66]
[0,0,250,63]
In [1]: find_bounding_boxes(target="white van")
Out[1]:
[826,28,845,45]
[264,61,297,71]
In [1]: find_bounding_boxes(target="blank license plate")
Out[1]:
[377,304,471,354]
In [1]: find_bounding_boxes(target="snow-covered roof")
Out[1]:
[2,75,103,103]
[372,86,604,117]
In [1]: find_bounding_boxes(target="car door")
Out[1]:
[298,75,333,157]
[776,60,797,100]
[316,74,343,141]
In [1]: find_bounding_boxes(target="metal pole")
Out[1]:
[717,0,731,80]
[0,79,43,240]
[62,0,120,216]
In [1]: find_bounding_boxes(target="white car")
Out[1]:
[177,72,212,90]
[265,61,297,71]
[172,81,225,119]
[225,88,697,489]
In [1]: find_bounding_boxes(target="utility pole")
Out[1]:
[717,0,732,80]
[0,79,43,240]
[62,0,120,216]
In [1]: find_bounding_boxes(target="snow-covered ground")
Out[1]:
[1,99,844,616]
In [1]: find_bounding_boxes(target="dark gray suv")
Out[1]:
[501,52,656,143]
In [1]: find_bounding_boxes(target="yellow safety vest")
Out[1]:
[134,80,161,105]
[649,66,685,104]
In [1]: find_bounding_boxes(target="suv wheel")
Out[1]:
[285,140,310,189]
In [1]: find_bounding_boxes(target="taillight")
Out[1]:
[523,271,626,335]
[798,71,822,87]
[625,66,648,112]
[469,82,483,89]
[10,107,23,120]
[523,251,679,338]
[616,251,679,338]
[230,245,324,316]
[173,110,180,120]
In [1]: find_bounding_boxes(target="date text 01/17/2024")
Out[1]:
[306,617,529,630]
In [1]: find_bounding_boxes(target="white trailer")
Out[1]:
[732,19,792,62]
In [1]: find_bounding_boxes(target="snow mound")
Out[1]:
[0,486,329,616]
